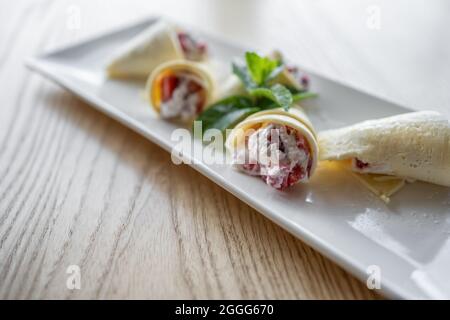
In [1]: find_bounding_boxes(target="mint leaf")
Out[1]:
[245,52,280,86]
[249,84,293,111]
[249,87,275,100]
[258,90,318,110]
[271,84,293,110]
[232,62,256,89]
[265,64,285,84]
[212,107,260,133]
[196,96,256,134]
[292,91,318,102]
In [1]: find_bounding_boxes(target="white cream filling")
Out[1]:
[160,74,203,120]
[233,124,310,188]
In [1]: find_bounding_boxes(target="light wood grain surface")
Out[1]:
[2,0,449,300]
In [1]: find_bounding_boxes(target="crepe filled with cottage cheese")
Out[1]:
[146,60,215,122]
[318,111,450,201]
[225,107,318,190]
[107,19,207,79]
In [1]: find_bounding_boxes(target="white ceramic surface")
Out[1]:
[26,17,450,300]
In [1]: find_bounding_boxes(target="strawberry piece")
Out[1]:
[355,158,369,170]
[177,32,189,53]
[243,162,260,174]
[178,32,207,58]
[187,80,202,93]
[287,164,305,187]
[197,42,207,54]
[161,75,178,102]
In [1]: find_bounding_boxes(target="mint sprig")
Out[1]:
[195,51,318,136]
[245,52,281,86]
[232,63,256,89]
[249,84,293,111]
[232,52,294,111]
[195,96,259,135]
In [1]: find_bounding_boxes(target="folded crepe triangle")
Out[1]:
[107,19,183,79]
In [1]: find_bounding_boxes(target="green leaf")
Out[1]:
[254,97,280,110]
[249,84,293,111]
[245,52,280,86]
[292,91,318,102]
[212,107,260,133]
[195,96,255,134]
[271,84,293,111]
[196,52,317,138]
[249,87,276,101]
[265,64,285,84]
[232,62,256,89]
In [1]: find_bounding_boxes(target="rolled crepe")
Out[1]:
[244,107,316,139]
[226,107,318,190]
[318,111,450,200]
[267,50,304,91]
[107,19,207,79]
[218,70,302,100]
[217,75,247,100]
[146,60,215,121]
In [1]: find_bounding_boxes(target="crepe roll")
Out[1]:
[318,111,450,199]
[146,60,215,121]
[268,50,309,91]
[107,19,207,79]
[226,108,318,190]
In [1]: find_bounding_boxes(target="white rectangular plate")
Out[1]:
[27,17,450,299]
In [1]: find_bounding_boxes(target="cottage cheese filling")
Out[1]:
[160,73,204,120]
[233,123,312,190]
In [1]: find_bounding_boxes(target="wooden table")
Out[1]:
[1,0,449,299]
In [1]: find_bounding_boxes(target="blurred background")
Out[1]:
[3,0,449,118]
